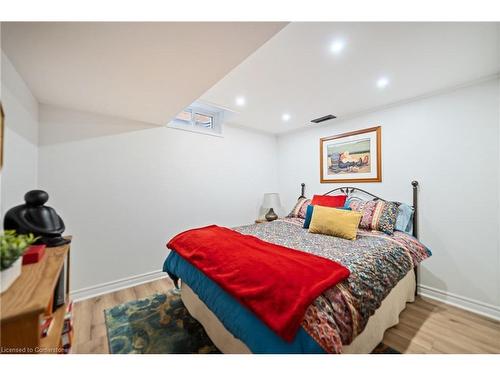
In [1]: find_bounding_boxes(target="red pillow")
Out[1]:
[310,194,347,208]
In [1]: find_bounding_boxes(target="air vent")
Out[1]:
[311,114,336,123]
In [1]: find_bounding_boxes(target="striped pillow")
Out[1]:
[348,199,399,234]
[287,197,311,219]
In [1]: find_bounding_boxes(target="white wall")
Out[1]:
[0,22,3,210]
[38,105,279,294]
[277,79,500,318]
[1,24,3,206]
[0,52,39,214]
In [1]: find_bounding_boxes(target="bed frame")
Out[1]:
[169,181,421,295]
[168,182,421,353]
[299,180,420,295]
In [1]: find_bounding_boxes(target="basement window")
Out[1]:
[168,101,224,136]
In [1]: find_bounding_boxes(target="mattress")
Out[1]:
[181,269,415,354]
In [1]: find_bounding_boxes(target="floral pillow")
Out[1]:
[287,197,311,219]
[347,199,399,234]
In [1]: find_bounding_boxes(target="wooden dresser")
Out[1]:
[0,239,71,354]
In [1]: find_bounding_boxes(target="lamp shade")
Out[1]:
[262,193,281,209]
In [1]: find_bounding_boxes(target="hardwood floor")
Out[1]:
[72,277,174,354]
[72,277,500,354]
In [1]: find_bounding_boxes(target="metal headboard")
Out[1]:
[323,186,387,202]
[298,180,420,295]
[299,181,419,238]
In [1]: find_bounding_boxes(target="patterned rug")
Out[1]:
[104,292,400,354]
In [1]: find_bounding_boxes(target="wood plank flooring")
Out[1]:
[72,277,500,354]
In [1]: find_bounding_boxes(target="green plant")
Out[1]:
[0,230,38,271]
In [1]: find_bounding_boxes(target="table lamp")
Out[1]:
[262,193,281,221]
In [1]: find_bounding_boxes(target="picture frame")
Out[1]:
[0,102,4,170]
[320,126,381,183]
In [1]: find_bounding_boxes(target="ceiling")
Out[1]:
[1,22,286,125]
[201,22,500,134]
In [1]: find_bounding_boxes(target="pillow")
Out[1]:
[395,203,414,235]
[286,197,311,219]
[308,206,362,240]
[310,194,347,208]
[304,205,352,229]
[347,199,398,234]
[344,197,353,208]
[303,205,315,229]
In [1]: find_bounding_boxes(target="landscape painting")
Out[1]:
[320,126,381,183]
[327,138,371,174]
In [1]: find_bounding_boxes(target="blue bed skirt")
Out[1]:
[163,251,325,354]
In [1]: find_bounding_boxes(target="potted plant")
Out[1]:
[1,230,37,293]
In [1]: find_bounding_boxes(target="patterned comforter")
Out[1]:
[233,218,431,353]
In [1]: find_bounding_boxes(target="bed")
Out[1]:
[163,181,431,353]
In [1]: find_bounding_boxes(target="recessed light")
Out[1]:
[330,40,345,54]
[376,77,390,89]
[282,113,291,122]
[235,96,246,106]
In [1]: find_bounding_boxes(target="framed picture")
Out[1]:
[0,102,4,170]
[320,126,381,183]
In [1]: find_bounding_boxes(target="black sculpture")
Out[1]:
[4,190,70,247]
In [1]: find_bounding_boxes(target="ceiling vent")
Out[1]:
[311,114,336,123]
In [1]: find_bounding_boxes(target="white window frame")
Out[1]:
[168,101,225,137]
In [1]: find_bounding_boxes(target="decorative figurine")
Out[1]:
[4,190,70,247]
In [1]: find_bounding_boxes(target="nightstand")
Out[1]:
[254,219,268,224]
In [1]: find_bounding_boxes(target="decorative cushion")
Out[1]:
[395,203,414,235]
[308,206,362,241]
[304,205,352,229]
[347,199,399,234]
[310,194,347,208]
[303,205,315,229]
[286,197,311,219]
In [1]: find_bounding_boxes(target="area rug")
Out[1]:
[104,292,400,354]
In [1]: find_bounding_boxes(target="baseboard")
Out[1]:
[71,271,500,322]
[71,270,168,302]
[418,284,500,321]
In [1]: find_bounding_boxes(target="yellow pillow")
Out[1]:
[308,205,362,240]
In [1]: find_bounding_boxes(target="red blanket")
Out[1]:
[166,225,350,341]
